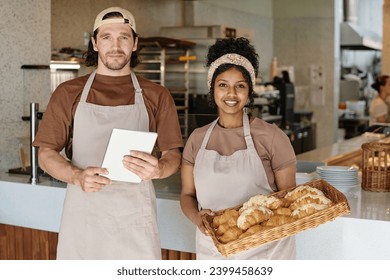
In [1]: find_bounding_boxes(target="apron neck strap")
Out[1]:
[80,70,96,102]
[200,110,254,150]
[79,70,144,104]
[130,71,144,104]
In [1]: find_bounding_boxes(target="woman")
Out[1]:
[180,37,297,260]
[369,75,390,126]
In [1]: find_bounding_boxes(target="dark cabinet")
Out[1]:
[289,123,316,155]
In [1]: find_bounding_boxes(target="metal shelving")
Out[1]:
[134,37,196,140]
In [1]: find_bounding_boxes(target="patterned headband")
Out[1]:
[207,53,256,89]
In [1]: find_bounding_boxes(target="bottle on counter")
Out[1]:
[270,56,278,82]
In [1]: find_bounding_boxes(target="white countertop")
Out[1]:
[2,170,390,223]
[297,133,389,162]
[1,170,390,259]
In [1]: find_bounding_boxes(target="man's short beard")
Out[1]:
[105,61,130,70]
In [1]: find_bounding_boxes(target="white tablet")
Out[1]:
[101,128,158,183]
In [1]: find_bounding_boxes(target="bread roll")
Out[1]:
[289,194,332,211]
[219,227,243,243]
[291,203,329,219]
[284,185,325,202]
[237,206,273,230]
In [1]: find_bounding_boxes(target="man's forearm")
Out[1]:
[38,147,82,185]
[157,149,181,179]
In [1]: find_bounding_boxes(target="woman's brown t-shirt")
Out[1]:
[182,118,296,191]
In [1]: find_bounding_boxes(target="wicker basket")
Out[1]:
[201,179,350,257]
[361,142,390,192]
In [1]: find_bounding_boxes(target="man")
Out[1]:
[33,7,183,259]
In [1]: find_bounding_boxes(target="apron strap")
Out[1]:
[80,70,144,104]
[243,112,255,150]
[200,110,256,150]
[200,118,219,149]
[80,70,96,102]
[130,71,144,104]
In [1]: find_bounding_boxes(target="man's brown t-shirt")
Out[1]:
[33,73,183,159]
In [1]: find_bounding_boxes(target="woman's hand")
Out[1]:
[197,209,214,235]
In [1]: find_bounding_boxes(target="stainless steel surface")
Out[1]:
[340,0,382,50]
[29,102,39,184]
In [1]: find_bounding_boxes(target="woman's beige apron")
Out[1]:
[194,112,296,260]
[56,71,161,260]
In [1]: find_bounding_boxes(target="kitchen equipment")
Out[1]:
[346,100,365,117]
[30,102,40,184]
[253,88,280,117]
[273,70,295,129]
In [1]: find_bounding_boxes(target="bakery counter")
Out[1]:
[295,134,390,259]
[296,133,388,163]
[0,170,195,256]
[1,170,390,259]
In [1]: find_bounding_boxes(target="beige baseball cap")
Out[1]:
[93,7,136,32]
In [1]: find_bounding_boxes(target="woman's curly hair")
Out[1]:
[206,37,259,108]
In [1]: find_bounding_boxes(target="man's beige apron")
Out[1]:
[56,71,161,260]
[194,112,296,260]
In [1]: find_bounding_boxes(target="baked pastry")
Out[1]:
[291,203,329,219]
[279,198,292,208]
[284,185,325,202]
[261,214,296,227]
[237,206,273,230]
[289,194,332,211]
[219,227,243,243]
[240,194,282,211]
[273,207,292,216]
[239,224,264,239]
[215,223,232,236]
[212,209,239,228]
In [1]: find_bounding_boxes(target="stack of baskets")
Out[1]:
[361,142,390,192]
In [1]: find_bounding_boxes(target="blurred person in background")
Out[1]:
[369,75,390,126]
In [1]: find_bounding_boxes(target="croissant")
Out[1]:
[284,185,325,202]
[215,223,232,236]
[237,206,273,230]
[289,194,332,211]
[273,207,292,216]
[240,194,282,212]
[291,203,329,219]
[279,198,292,208]
[261,214,296,227]
[239,224,264,239]
[219,227,243,243]
[212,209,239,227]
